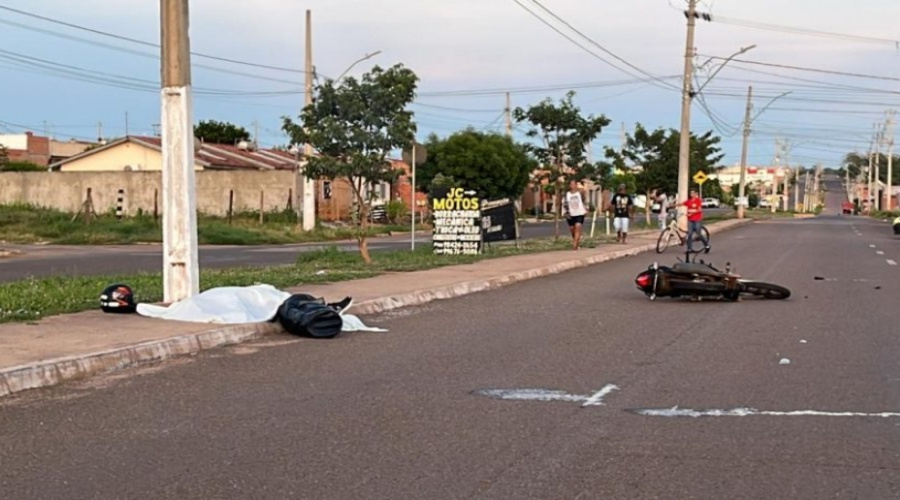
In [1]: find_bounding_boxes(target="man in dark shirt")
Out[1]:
[608,183,635,244]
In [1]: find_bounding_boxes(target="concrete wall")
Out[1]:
[0,171,303,217]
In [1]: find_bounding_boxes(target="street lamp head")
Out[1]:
[739,44,757,54]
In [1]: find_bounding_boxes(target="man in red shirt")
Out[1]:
[682,188,710,253]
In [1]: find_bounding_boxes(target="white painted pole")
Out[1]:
[301,10,317,231]
[160,0,199,304]
[410,145,416,251]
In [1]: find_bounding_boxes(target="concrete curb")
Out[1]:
[0,218,752,399]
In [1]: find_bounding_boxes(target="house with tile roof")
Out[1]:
[48,135,298,172]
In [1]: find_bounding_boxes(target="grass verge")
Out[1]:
[0,203,427,245]
[0,236,600,324]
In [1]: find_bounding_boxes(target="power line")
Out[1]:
[701,55,900,84]
[0,18,306,86]
[515,0,679,91]
[0,3,308,74]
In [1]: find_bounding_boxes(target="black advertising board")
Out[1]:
[431,186,482,255]
[481,199,518,243]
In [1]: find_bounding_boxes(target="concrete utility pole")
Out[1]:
[505,92,512,139]
[676,0,698,230]
[867,134,875,214]
[300,9,317,231]
[737,85,753,219]
[875,124,883,211]
[887,111,896,210]
[782,141,791,212]
[160,0,199,303]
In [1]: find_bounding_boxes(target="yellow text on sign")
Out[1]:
[432,188,481,211]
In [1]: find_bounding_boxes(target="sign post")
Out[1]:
[402,143,427,251]
[693,170,708,200]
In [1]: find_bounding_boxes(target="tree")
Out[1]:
[194,120,251,145]
[843,151,900,185]
[415,128,535,202]
[0,145,8,169]
[282,63,418,263]
[513,91,611,238]
[609,124,724,220]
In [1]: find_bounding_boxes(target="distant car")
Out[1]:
[758,198,771,208]
[842,201,855,215]
[701,198,720,208]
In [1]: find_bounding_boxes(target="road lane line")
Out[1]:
[888,259,898,266]
[631,407,900,418]
[582,384,620,407]
[877,251,885,255]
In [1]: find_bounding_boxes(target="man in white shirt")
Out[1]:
[563,180,588,250]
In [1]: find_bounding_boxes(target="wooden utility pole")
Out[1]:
[676,0,698,230]
[160,0,199,303]
[737,85,752,219]
[300,9,317,231]
[505,92,512,138]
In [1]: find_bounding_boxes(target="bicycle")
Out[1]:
[655,213,710,254]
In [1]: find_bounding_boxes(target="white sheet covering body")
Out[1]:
[136,284,386,332]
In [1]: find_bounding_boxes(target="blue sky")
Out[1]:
[1,0,899,168]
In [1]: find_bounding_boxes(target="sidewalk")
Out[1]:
[0,218,752,398]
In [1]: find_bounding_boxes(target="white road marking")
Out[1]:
[870,244,877,248]
[582,384,620,407]
[888,259,898,266]
[474,389,588,403]
[474,384,620,408]
[877,251,885,255]
[632,406,900,418]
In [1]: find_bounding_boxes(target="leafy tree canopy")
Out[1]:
[281,63,418,263]
[194,120,251,145]
[416,128,535,201]
[608,123,724,197]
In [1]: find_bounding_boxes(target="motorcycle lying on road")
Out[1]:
[634,250,791,302]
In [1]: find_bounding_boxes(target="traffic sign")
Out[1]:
[693,170,708,185]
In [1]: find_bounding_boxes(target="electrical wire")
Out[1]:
[0,3,309,74]
[517,0,680,91]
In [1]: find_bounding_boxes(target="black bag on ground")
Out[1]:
[277,294,343,338]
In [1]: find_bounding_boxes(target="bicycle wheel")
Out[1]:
[740,281,791,300]
[690,226,711,243]
[656,229,674,253]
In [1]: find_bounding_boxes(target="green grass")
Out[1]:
[0,237,596,324]
[0,203,426,245]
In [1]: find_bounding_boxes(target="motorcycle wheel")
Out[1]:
[740,281,791,300]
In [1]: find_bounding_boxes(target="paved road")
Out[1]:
[1,183,898,498]
[0,209,731,282]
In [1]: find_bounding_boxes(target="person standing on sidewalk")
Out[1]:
[609,183,635,244]
[563,180,588,250]
[682,188,711,253]
[655,188,669,230]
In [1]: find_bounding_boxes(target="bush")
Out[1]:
[385,200,409,224]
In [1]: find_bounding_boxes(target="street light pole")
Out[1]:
[336,50,382,81]
[676,0,698,231]
[737,85,752,219]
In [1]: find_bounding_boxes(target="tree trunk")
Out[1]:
[351,179,373,264]
[553,183,561,240]
[645,189,652,226]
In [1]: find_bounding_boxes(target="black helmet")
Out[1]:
[99,283,137,313]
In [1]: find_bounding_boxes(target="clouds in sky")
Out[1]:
[1,0,898,166]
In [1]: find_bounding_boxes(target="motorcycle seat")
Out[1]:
[672,262,725,277]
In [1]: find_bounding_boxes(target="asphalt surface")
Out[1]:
[1,181,898,498]
[0,210,731,282]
